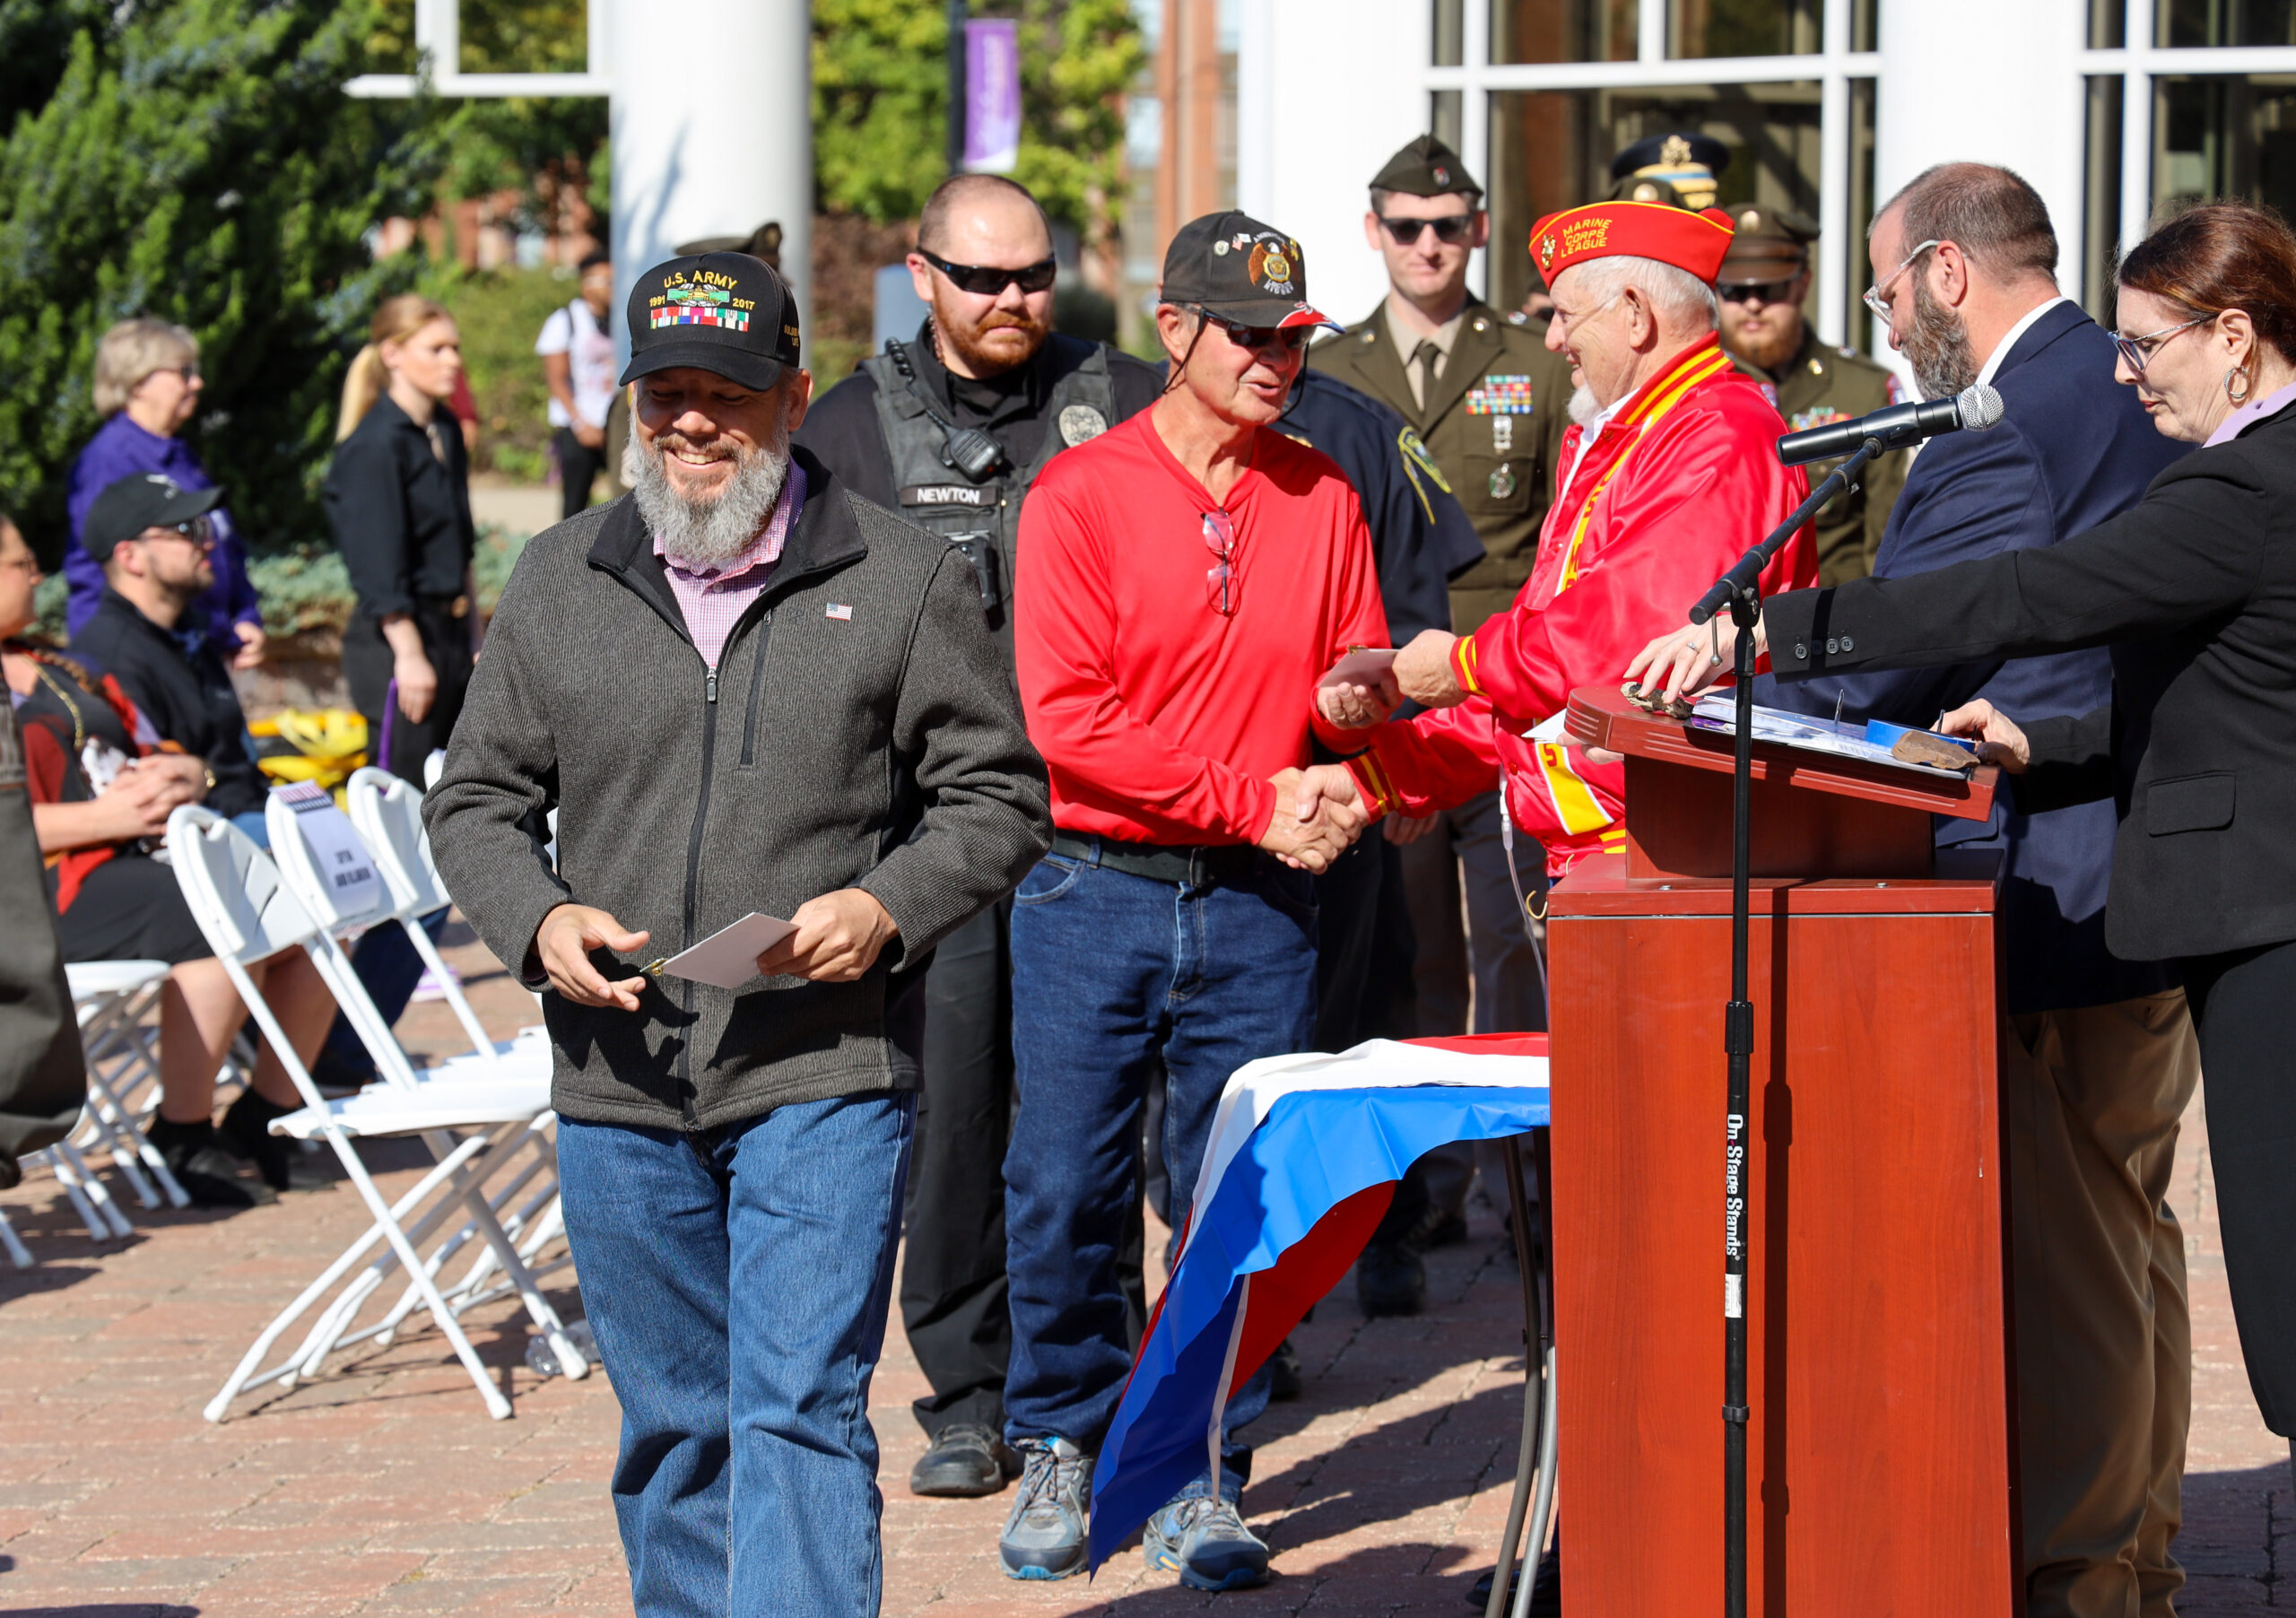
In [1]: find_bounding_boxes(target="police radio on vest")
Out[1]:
[1775,382,2005,467]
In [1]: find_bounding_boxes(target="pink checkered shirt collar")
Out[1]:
[652,462,806,668]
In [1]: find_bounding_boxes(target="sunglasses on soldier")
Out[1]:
[918,247,1058,296]
[1377,213,1475,247]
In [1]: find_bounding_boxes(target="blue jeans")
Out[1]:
[1004,848,1318,1491]
[556,1093,916,1618]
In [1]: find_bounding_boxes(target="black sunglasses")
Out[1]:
[918,248,1057,296]
[1377,213,1475,247]
[1718,278,1800,306]
[1184,306,1314,353]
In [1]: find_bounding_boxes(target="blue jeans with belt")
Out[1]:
[556,1092,915,1618]
[1003,843,1318,1492]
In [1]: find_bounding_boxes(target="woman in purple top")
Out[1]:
[64,319,265,668]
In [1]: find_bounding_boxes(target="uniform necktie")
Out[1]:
[1411,339,1444,410]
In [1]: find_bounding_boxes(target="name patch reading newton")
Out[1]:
[900,483,1001,508]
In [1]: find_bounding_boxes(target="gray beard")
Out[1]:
[1904,279,1979,403]
[1567,383,1603,425]
[623,430,792,568]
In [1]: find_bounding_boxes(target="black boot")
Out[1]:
[1355,1243,1426,1317]
[219,1089,336,1193]
[909,1421,1022,1498]
[147,1116,274,1208]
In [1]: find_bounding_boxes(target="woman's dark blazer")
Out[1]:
[1766,396,2296,964]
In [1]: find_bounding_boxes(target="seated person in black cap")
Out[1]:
[4,502,335,1205]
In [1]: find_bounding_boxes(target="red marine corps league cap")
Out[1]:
[621,251,803,392]
[1529,200,1737,286]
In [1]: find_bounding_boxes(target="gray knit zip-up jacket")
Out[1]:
[424,448,1051,1131]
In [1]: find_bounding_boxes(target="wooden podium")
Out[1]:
[1545,685,2016,1615]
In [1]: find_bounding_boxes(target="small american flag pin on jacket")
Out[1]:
[826,603,853,621]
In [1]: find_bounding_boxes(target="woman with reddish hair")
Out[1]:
[1631,198,2296,1457]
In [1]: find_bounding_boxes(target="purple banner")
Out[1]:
[962,18,1021,174]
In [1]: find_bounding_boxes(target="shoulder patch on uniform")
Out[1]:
[1398,426,1452,496]
[1057,404,1109,448]
[1838,344,1858,359]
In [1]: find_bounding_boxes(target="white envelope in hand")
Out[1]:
[656,912,798,989]
[1318,647,1397,689]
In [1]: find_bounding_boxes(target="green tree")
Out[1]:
[813,0,1144,248]
[0,0,442,557]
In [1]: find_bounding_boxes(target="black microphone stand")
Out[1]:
[1685,432,1887,1618]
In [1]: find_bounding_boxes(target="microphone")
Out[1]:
[1775,381,2005,466]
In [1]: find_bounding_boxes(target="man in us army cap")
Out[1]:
[1310,133,1569,1318]
[796,171,1161,1504]
[1714,202,1908,583]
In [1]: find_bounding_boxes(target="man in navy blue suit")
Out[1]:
[1759,164,2197,1618]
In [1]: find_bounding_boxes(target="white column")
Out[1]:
[608,0,813,363]
[1874,0,2089,287]
[1244,0,1434,326]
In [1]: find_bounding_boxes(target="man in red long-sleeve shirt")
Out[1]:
[999,212,1386,1591]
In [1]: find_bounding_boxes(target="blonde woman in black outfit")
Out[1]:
[1631,200,2296,1471]
[324,295,477,783]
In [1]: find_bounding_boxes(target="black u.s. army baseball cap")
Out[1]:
[1160,211,1335,330]
[621,252,802,392]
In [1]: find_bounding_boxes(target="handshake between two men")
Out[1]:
[1273,627,1477,870]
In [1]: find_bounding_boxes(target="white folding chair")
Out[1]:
[344,766,544,1075]
[165,805,583,1423]
[64,961,189,1211]
[262,786,573,1381]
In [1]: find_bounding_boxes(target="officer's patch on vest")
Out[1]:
[900,483,1001,508]
[1058,404,1109,447]
[1787,406,1852,433]
[1465,375,1535,415]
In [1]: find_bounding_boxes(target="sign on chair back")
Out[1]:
[344,767,542,1074]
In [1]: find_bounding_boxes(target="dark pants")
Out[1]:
[2182,939,2296,1435]
[342,600,473,786]
[311,909,452,1089]
[1004,848,1315,1488]
[556,1095,915,1618]
[555,425,608,520]
[1312,822,1418,1053]
[900,900,1015,1440]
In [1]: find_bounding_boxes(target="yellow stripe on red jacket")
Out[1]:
[1347,334,1817,874]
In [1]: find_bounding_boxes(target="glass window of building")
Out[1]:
[1492,0,1639,65]
[1486,83,1826,313]
[1668,0,1821,59]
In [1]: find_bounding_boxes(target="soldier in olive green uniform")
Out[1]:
[1312,137,1576,642]
[1716,203,1909,585]
[1309,135,1570,1317]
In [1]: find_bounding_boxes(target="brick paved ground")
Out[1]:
[2,923,2285,1615]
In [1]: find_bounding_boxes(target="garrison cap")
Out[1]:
[1370,134,1483,201]
[1609,132,1731,212]
[1716,203,1821,282]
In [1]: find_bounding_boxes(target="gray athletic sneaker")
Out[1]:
[1144,1480,1269,1591]
[998,1437,1092,1581]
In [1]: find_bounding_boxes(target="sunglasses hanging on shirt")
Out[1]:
[918,248,1058,297]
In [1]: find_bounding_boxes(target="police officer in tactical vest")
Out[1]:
[796,173,1161,1499]
[1713,202,1909,584]
[1309,135,1572,1318]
